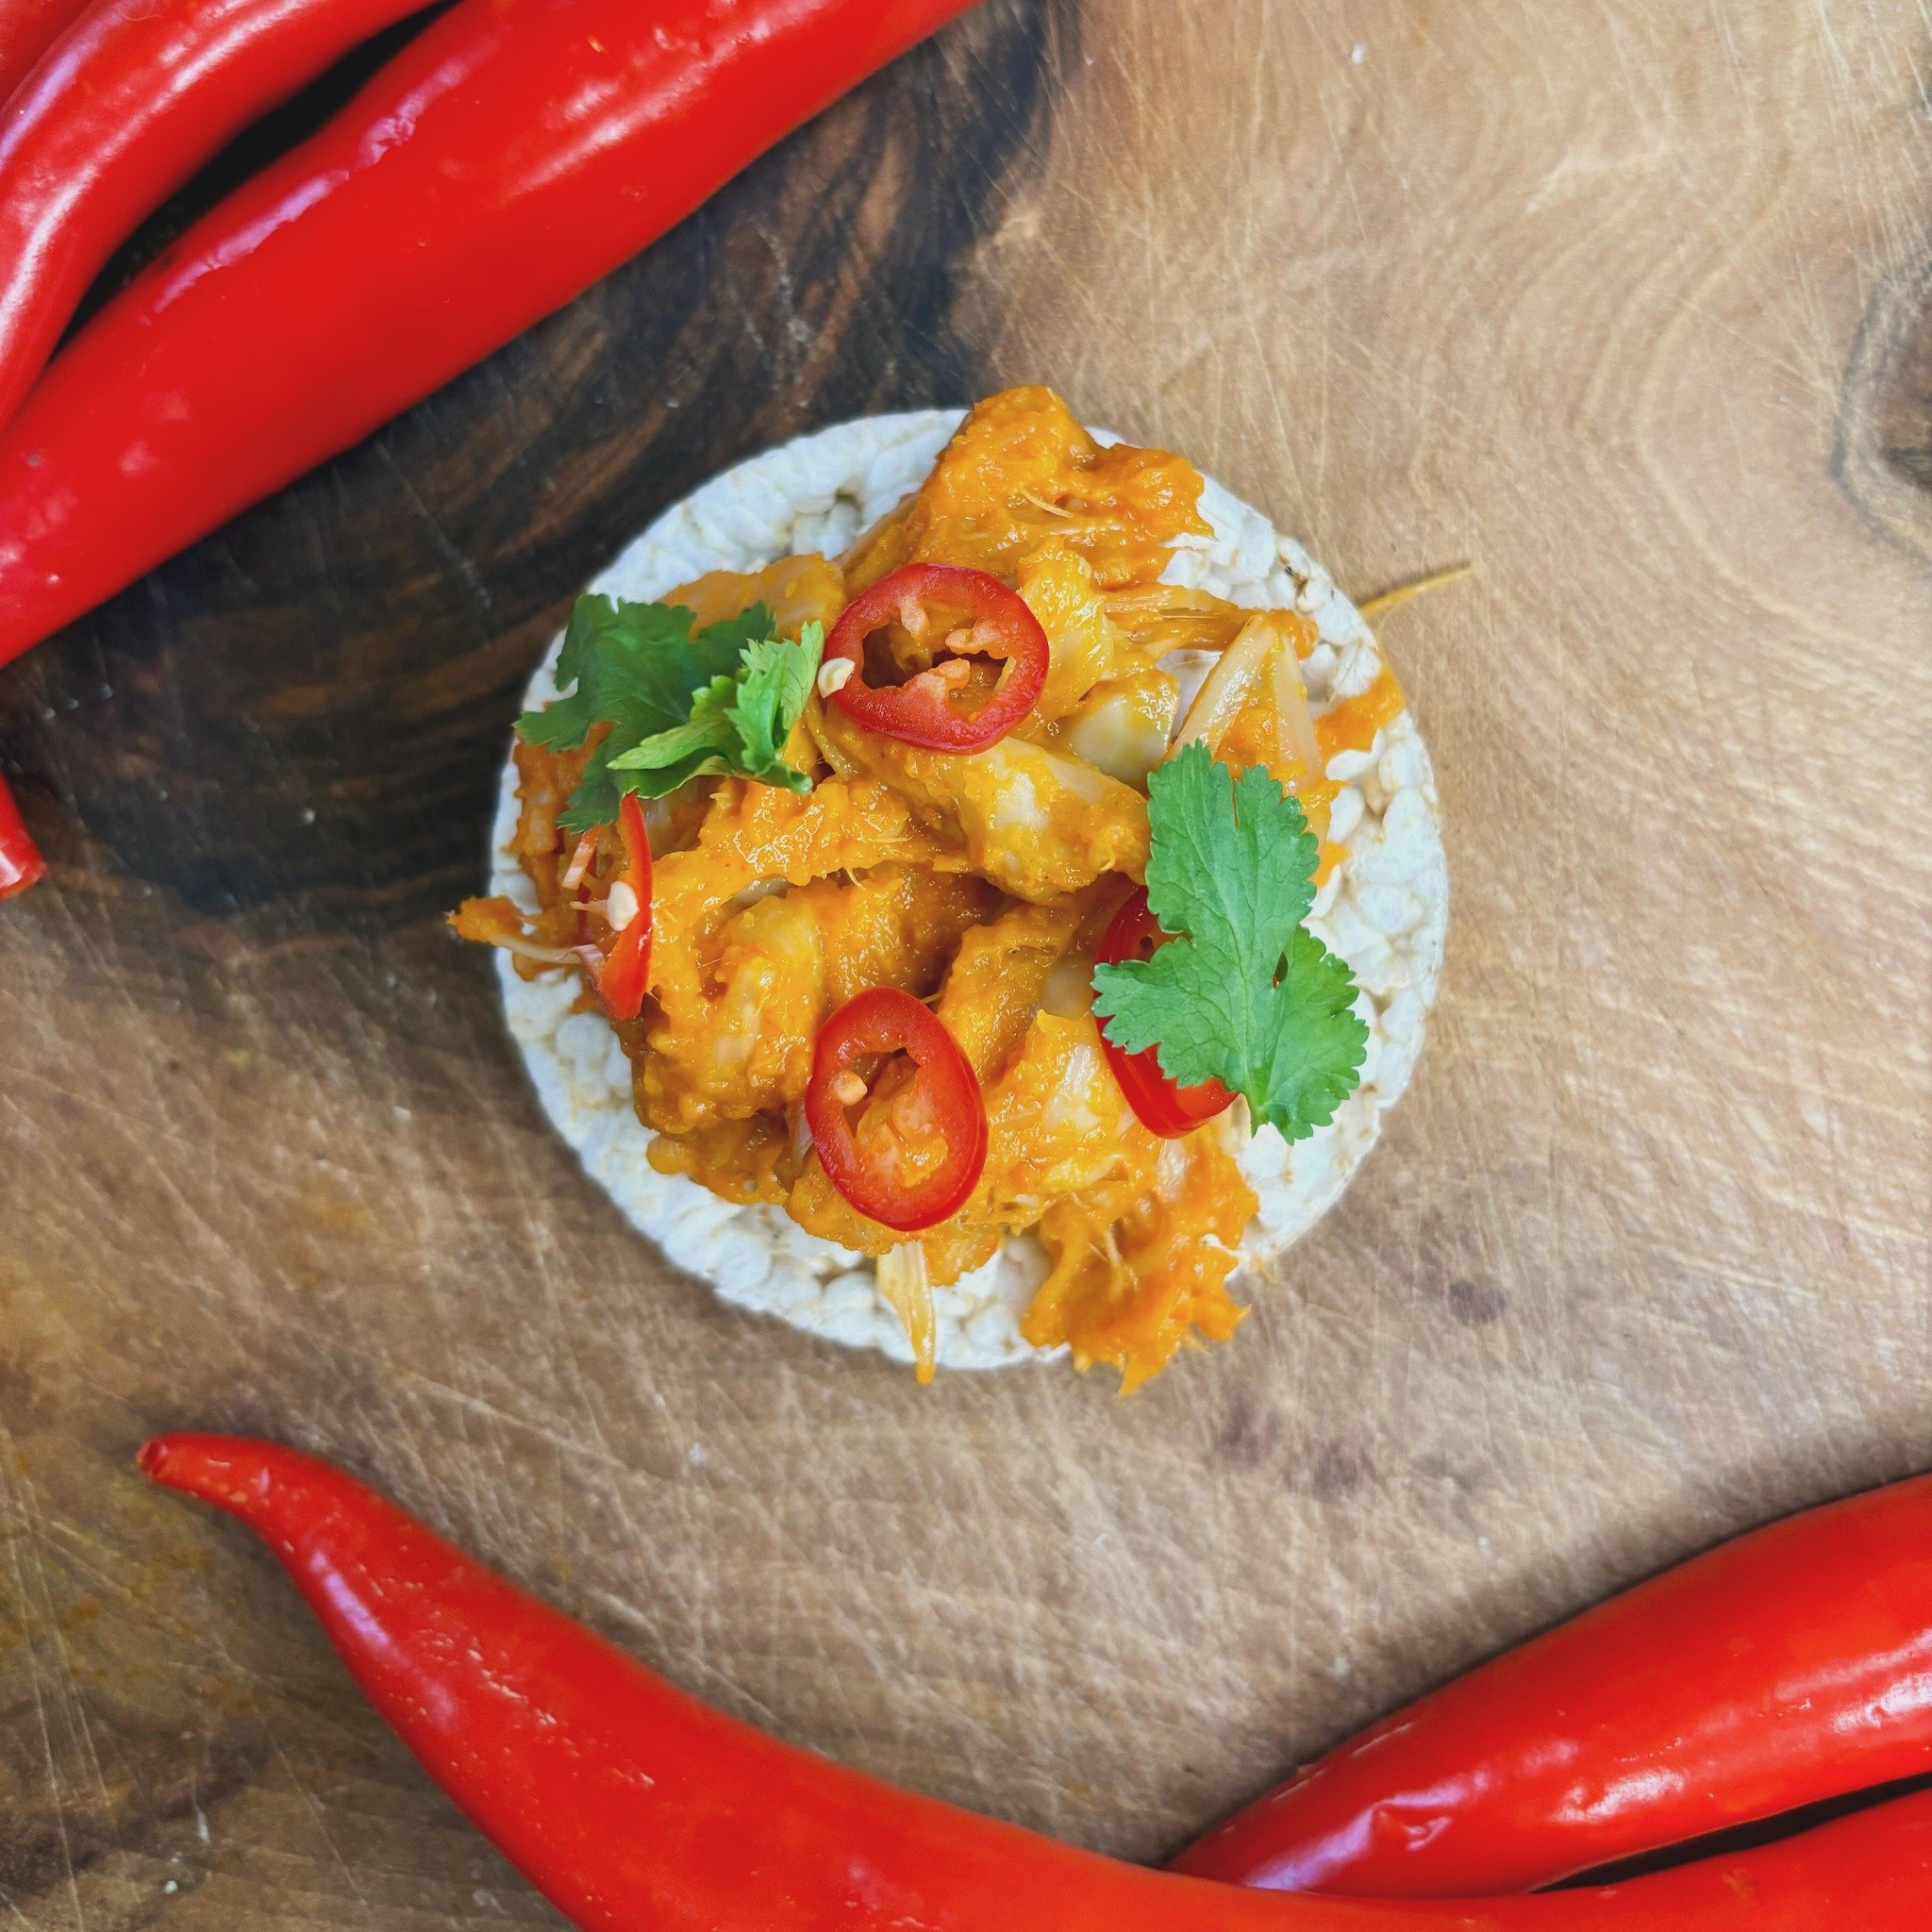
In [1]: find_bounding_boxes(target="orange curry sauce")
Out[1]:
[460,389,1407,1388]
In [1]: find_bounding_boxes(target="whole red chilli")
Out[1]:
[142,1433,1932,1931]
[0,0,436,438]
[0,0,981,661]
[1176,1471,1932,1894]
[0,769,43,895]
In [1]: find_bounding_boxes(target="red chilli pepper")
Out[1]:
[805,986,986,1231]
[0,0,981,663]
[139,1434,1932,1932]
[1094,886,1234,1138]
[594,790,652,1023]
[1175,1470,1932,1897]
[0,0,92,108]
[0,769,44,897]
[0,0,435,438]
[824,562,1049,753]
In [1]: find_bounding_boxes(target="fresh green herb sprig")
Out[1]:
[1091,743,1368,1142]
[516,595,823,835]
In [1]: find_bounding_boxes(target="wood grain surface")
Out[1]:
[3,1,1930,1924]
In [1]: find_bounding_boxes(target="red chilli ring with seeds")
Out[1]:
[805,987,987,1231]
[824,562,1049,753]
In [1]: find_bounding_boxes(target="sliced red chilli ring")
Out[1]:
[594,790,653,1022]
[1094,886,1236,1139]
[824,562,1049,753]
[806,986,987,1231]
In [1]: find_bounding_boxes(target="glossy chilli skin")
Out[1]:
[0,770,43,896]
[139,1435,1932,1932]
[824,562,1051,752]
[0,0,980,661]
[0,0,436,439]
[1093,885,1235,1137]
[804,986,989,1231]
[593,791,653,1021]
[0,0,92,108]
[1174,1472,1932,1895]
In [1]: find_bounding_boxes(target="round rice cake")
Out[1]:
[490,410,1448,1373]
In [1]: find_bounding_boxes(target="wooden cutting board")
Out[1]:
[3,1,1928,1922]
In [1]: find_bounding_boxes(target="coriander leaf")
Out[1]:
[1091,743,1368,1142]
[691,601,790,667]
[516,595,800,832]
[604,677,741,794]
[560,738,625,836]
[724,623,824,789]
[608,622,823,799]
[519,596,745,753]
[1141,741,1321,958]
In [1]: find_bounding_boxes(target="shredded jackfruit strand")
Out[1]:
[1357,560,1477,624]
[875,1243,937,1385]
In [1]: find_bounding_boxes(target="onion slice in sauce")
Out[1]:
[1173,612,1320,777]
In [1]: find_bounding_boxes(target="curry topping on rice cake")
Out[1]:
[458,388,1425,1389]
